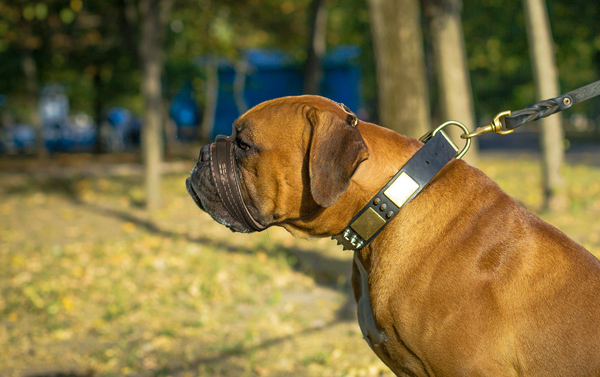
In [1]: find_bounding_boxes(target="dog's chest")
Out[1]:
[354,252,389,350]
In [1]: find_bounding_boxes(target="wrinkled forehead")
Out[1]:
[234,96,345,137]
[233,99,306,142]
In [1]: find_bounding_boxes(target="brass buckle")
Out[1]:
[419,120,472,160]
[461,110,514,140]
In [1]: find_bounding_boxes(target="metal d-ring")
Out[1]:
[419,121,472,159]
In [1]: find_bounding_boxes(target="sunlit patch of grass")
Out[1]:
[0,170,383,376]
[1,154,598,376]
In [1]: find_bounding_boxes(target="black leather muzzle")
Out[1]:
[209,136,266,232]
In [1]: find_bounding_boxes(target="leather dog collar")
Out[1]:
[333,130,459,251]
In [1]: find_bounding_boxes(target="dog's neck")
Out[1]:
[309,120,469,271]
[281,120,424,240]
[358,155,472,272]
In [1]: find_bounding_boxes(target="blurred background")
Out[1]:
[1,0,599,376]
[1,0,599,154]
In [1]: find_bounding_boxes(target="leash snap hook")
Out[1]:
[461,110,514,140]
[420,120,472,159]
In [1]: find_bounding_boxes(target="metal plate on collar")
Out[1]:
[383,172,419,208]
[350,207,387,241]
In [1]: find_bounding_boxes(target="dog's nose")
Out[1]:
[199,144,211,162]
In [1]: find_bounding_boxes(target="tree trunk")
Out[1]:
[92,68,104,153]
[367,0,431,137]
[304,0,328,95]
[139,0,172,209]
[201,59,218,143]
[423,0,478,164]
[523,0,565,211]
[21,48,45,157]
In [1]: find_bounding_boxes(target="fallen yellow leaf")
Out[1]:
[122,222,137,233]
[61,296,75,311]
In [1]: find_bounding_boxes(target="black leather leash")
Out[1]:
[505,80,600,130]
[463,80,600,139]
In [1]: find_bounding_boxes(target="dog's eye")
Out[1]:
[236,139,252,152]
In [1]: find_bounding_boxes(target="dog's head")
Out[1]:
[186,95,369,234]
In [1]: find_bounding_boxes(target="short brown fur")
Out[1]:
[187,95,600,376]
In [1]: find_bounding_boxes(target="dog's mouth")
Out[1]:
[186,177,205,211]
[185,175,248,233]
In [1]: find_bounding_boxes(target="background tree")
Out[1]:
[304,0,328,94]
[423,0,478,164]
[367,0,431,137]
[523,0,565,211]
[19,26,43,157]
[1,0,599,216]
[139,0,173,209]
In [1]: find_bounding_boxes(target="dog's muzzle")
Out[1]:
[208,136,266,232]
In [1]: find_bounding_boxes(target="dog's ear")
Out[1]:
[308,108,368,208]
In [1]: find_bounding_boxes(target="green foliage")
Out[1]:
[0,0,599,130]
[463,0,600,123]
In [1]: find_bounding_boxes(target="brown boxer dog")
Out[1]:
[186,95,600,376]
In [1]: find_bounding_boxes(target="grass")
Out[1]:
[1,152,599,377]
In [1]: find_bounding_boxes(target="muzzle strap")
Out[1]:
[209,137,266,232]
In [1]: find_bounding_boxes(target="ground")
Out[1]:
[0,149,599,377]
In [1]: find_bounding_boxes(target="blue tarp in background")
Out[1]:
[1,46,363,152]
[207,45,363,139]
